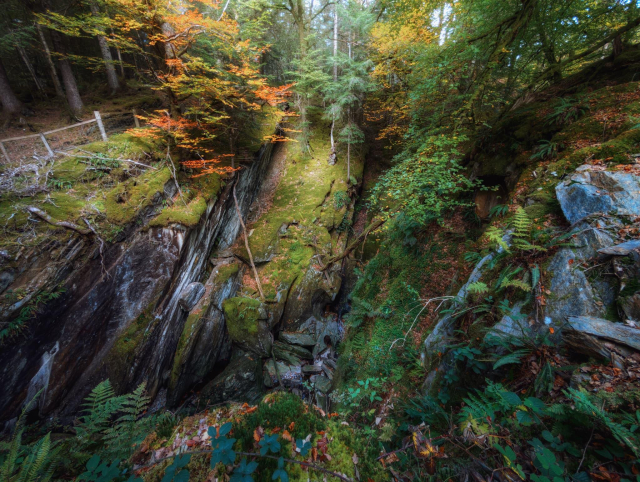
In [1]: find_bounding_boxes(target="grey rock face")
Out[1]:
[556,168,640,224]
[178,282,206,311]
[200,351,263,404]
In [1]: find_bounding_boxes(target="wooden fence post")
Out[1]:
[40,134,54,158]
[132,109,141,128]
[94,111,108,142]
[0,142,9,163]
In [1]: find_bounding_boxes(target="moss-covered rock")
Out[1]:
[223,297,272,356]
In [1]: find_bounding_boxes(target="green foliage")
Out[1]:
[0,391,59,482]
[546,97,589,126]
[530,140,562,161]
[1,287,65,343]
[370,133,480,225]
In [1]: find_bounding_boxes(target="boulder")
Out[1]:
[178,282,206,311]
[302,364,323,374]
[312,319,343,357]
[545,224,615,324]
[314,375,332,394]
[280,332,317,347]
[556,168,640,224]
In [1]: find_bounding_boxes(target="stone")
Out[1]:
[312,320,343,357]
[556,168,640,224]
[200,352,263,404]
[598,240,640,257]
[545,224,615,324]
[223,297,272,357]
[485,303,531,343]
[273,341,313,360]
[302,364,323,374]
[280,332,317,347]
[273,345,302,366]
[314,375,332,394]
[621,292,640,322]
[178,282,206,311]
[264,359,301,387]
[563,316,640,365]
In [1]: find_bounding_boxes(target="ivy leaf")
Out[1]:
[272,457,289,482]
[260,434,281,456]
[219,422,233,437]
[161,455,191,482]
[230,458,258,482]
[296,438,312,457]
[211,437,237,467]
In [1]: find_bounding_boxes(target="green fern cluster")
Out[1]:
[75,381,153,460]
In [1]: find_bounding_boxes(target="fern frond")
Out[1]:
[483,226,510,252]
[512,206,531,240]
[499,279,531,292]
[467,282,489,296]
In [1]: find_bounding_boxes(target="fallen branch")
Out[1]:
[26,206,92,235]
[83,218,108,277]
[233,185,265,300]
[321,217,386,270]
[57,150,157,170]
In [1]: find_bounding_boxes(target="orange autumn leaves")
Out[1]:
[117,0,295,176]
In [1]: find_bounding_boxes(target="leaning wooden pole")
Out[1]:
[233,185,265,300]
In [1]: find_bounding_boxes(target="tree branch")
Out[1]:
[26,206,92,235]
[321,217,385,270]
[233,185,265,300]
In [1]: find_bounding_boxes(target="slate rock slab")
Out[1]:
[556,168,640,224]
[280,332,317,347]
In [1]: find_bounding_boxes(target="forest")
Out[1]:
[2,0,640,481]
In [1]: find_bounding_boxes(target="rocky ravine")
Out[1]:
[0,126,360,427]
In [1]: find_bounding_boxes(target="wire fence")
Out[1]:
[0,110,139,165]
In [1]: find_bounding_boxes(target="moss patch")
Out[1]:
[105,167,171,225]
[222,296,263,344]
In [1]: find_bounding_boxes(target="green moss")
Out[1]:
[149,196,208,227]
[214,263,240,284]
[105,167,171,225]
[222,296,262,344]
[105,307,157,391]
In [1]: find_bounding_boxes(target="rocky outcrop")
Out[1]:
[0,140,277,424]
[556,167,640,224]
[422,162,640,393]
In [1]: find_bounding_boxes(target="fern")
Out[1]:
[565,388,639,455]
[75,380,126,448]
[467,281,489,296]
[499,279,531,292]
[102,383,151,460]
[0,391,59,482]
[511,207,546,252]
[483,225,510,252]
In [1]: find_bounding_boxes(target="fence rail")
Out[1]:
[0,110,138,163]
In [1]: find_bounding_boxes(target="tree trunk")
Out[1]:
[90,3,119,93]
[333,2,338,81]
[36,24,65,99]
[16,43,44,95]
[0,59,23,117]
[50,30,84,116]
